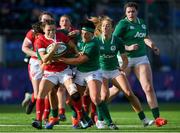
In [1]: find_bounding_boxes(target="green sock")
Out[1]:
[138,111,146,120]
[152,107,160,119]
[82,109,91,122]
[99,101,112,126]
[50,108,58,117]
[96,103,104,121]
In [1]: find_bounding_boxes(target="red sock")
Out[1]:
[72,99,83,119]
[36,98,44,121]
[31,93,35,103]
[43,98,50,120]
[91,101,96,114]
[59,108,65,115]
[82,95,91,113]
[90,101,97,122]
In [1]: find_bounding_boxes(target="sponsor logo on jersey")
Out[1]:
[134,32,146,38]
[100,46,105,50]
[141,24,146,29]
[101,54,115,59]
[129,26,135,29]
[111,46,116,51]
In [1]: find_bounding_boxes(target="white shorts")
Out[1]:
[42,67,73,85]
[29,58,43,80]
[74,70,102,86]
[101,69,121,80]
[128,55,150,67]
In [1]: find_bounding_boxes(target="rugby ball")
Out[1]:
[46,42,68,57]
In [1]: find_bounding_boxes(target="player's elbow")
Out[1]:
[22,46,28,54]
[21,46,25,53]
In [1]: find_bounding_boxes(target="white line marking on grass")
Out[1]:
[0,124,180,133]
[0,124,141,127]
[1,124,180,128]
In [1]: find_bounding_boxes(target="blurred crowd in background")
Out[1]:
[0,0,176,33]
[0,0,180,70]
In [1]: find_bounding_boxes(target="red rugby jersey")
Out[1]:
[25,29,40,59]
[36,32,70,72]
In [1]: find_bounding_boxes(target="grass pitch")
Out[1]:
[0,103,179,133]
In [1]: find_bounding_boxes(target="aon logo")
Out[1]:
[134,32,146,38]
[101,54,115,59]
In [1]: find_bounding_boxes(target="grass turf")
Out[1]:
[0,103,180,132]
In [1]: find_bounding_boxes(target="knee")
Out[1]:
[37,88,45,98]
[68,83,78,95]
[143,83,153,93]
[71,92,80,101]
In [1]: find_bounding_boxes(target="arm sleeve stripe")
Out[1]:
[25,37,32,44]
[38,48,45,52]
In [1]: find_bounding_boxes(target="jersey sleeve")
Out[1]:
[116,37,125,54]
[83,42,97,58]
[113,20,127,38]
[25,30,35,44]
[35,36,46,53]
[140,19,149,37]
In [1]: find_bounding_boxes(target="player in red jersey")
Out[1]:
[32,20,90,129]
[21,12,54,123]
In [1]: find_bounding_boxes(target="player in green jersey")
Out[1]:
[94,16,154,127]
[60,20,118,130]
[112,2,167,127]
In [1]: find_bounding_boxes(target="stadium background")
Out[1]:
[0,0,180,104]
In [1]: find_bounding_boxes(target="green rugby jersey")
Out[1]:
[76,37,100,72]
[113,17,148,58]
[97,35,125,71]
